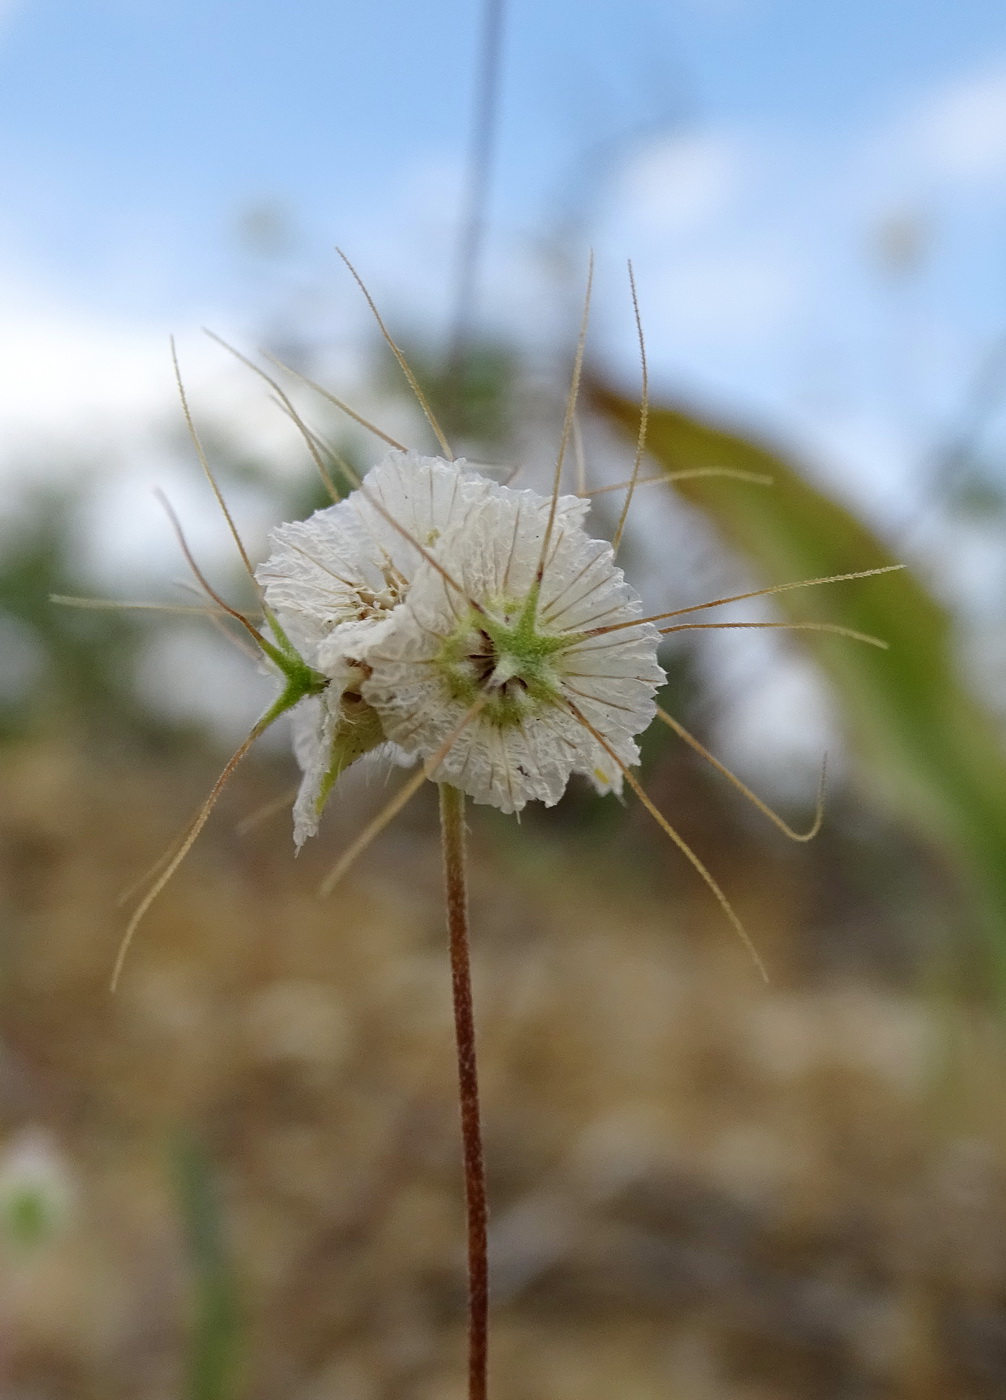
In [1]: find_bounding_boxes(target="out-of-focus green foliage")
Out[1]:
[378,337,521,453]
[592,381,1006,976]
[0,490,155,744]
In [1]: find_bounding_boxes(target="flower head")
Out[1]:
[89,300,899,1001]
[256,450,665,840]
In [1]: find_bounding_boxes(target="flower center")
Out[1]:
[436,602,582,728]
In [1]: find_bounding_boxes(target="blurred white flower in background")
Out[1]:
[0,1130,75,1257]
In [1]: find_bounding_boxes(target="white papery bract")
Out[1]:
[256,450,665,840]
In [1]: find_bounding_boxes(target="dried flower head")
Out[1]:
[256,450,665,841]
[58,311,899,992]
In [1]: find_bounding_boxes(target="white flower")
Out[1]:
[256,450,664,839]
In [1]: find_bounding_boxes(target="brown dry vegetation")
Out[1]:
[1,734,1006,1399]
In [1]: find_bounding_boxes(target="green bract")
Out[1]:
[435,594,585,729]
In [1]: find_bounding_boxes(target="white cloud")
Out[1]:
[0,281,272,570]
[0,269,356,482]
[648,247,801,346]
[914,66,1006,182]
[0,309,182,455]
[619,133,738,236]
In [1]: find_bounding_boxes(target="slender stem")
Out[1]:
[438,783,489,1400]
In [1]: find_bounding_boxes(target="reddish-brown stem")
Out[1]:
[439,782,488,1400]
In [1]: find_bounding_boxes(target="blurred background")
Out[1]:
[4,1,1006,1396]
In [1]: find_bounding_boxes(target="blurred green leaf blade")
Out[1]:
[174,1134,241,1400]
[592,381,1006,965]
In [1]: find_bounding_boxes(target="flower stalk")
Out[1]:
[439,782,488,1400]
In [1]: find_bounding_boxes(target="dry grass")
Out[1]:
[1,737,1005,1399]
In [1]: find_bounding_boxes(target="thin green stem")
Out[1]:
[439,783,488,1400]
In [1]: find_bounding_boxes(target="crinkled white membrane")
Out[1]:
[256,451,664,843]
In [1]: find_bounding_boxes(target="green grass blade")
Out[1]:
[173,1135,241,1400]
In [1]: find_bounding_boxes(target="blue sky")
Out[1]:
[1,0,1003,307]
[3,0,1006,759]
[3,0,1006,522]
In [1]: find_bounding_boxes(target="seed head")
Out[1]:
[256,450,665,839]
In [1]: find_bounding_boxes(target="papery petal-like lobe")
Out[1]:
[288,692,339,847]
[259,452,664,830]
[359,482,664,813]
[256,452,495,663]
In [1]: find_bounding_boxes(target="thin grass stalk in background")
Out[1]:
[445,0,507,423]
